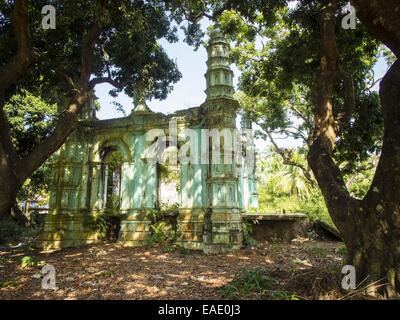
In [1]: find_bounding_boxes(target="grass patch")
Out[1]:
[219,268,274,299]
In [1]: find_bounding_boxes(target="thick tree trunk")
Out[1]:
[0,160,22,220]
[346,220,400,297]
[0,181,27,226]
[309,137,400,296]
[0,101,23,221]
[355,59,400,297]
[308,0,400,297]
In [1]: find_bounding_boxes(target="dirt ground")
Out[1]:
[0,240,349,300]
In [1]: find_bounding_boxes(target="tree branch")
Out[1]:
[264,129,316,187]
[20,13,106,179]
[89,77,126,90]
[80,21,103,88]
[368,76,384,91]
[289,105,313,129]
[0,0,34,175]
[336,66,356,132]
[54,68,77,91]
[0,0,36,96]
[308,0,356,232]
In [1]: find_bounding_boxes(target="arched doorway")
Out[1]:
[101,147,123,211]
[100,147,123,241]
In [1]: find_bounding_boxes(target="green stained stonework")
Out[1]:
[37,25,258,253]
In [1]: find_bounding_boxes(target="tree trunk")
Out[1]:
[0,162,22,221]
[0,102,22,221]
[353,59,400,297]
[308,0,400,297]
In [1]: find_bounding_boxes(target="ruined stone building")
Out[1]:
[37,26,259,253]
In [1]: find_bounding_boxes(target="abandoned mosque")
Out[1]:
[36,25,260,254]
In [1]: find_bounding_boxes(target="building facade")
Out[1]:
[37,25,258,253]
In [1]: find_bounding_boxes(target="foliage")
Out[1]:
[219,268,274,299]
[256,150,328,225]
[4,89,57,157]
[89,208,121,242]
[146,221,176,245]
[381,46,396,67]
[241,220,258,247]
[90,150,123,241]
[271,290,300,300]
[257,150,313,199]
[256,144,379,225]
[158,202,179,214]
[102,150,123,211]
[342,156,378,199]
[335,246,348,256]
[219,3,383,176]
[297,189,332,224]
[0,0,206,104]
[20,256,38,269]
[158,163,180,194]
[4,89,57,207]
[334,92,383,175]
[158,164,179,183]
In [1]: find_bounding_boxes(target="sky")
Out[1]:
[94,18,388,152]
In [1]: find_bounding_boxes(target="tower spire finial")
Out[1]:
[204,24,235,101]
[131,81,153,114]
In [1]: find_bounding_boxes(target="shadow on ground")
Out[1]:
[0,240,350,300]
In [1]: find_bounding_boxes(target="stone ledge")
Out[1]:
[243,213,310,243]
[242,212,307,221]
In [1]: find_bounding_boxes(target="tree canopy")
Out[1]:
[220,3,383,175]
[0,0,204,219]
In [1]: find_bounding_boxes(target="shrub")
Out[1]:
[146,221,175,245]
[20,256,38,269]
[89,212,121,242]
[0,218,26,245]
[241,221,258,247]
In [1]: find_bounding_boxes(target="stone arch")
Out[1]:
[93,138,132,163]
[90,138,132,212]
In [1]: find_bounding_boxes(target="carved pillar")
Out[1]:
[240,113,259,211]
[201,25,242,253]
[37,130,99,249]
